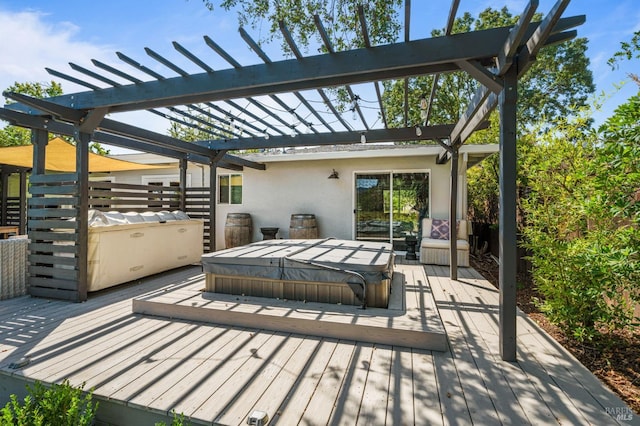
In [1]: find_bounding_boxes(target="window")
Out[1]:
[141,174,191,187]
[218,173,243,204]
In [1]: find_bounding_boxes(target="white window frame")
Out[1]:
[217,173,243,205]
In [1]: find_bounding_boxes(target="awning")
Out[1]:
[0,137,166,172]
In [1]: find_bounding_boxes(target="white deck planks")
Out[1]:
[0,261,635,426]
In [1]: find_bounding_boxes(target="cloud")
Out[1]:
[0,9,113,94]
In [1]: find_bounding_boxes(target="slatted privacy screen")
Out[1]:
[89,182,210,252]
[88,181,181,212]
[184,187,212,253]
[28,173,81,301]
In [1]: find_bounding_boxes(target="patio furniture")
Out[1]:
[0,237,28,300]
[201,238,394,308]
[420,218,470,267]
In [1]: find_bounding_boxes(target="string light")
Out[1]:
[360,132,367,144]
[420,95,428,121]
[351,95,360,121]
[415,126,422,137]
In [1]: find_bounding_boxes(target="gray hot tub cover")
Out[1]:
[201,238,394,285]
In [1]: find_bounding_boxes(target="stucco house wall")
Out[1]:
[107,145,497,251]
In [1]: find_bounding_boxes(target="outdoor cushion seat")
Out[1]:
[420,218,469,267]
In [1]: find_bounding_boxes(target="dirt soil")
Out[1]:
[470,254,640,415]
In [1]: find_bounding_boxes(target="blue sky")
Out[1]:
[0,0,638,147]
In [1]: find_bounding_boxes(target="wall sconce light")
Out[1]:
[328,169,340,179]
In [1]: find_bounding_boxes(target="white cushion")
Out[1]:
[421,238,469,250]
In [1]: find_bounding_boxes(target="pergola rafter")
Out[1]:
[0,0,583,361]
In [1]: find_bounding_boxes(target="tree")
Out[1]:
[608,30,640,85]
[167,110,225,142]
[202,0,401,53]
[382,8,594,225]
[1,81,62,147]
[382,8,594,130]
[167,107,261,153]
[1,81,109,154]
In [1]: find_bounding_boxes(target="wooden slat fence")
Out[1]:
[184,187,212,253]
[28,173,81,301]
[88,182,211,253]
[88,181,181,212]
[27,179,213,302]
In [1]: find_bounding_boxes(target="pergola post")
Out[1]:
[31,129,48,175]
[0,171,7,226]
[75,131,90,302]
[179,158,187,212]
[499,67,518,361]
[209,162,217,252]
[449,147,459,280]
[19,171,27,234]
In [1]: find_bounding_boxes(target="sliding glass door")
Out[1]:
[355,171,429,249]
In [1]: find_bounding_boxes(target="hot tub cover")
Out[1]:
[201,238,394,285]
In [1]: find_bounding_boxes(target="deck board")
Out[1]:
[430,265,536,425]
[327,342,373,425]
[357,344,392,425]
[0,261,636,426]
[271,338,339,423]
[387,346,415,425]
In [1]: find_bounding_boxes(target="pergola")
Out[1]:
[0,0,582,361]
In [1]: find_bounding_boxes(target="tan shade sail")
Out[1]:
[0,137,167,172]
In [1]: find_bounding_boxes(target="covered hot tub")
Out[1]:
[85,210,203,291]
[201,238,394,308]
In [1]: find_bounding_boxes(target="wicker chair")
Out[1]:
[0,237,28,300]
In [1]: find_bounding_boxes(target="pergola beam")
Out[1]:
[195,124,456,151]
[497,0,539,74]
[455,60,503,94]
[517,0,572,77]
[450,9,581,145]
[423,0,460,126]
[10,22,572,114]
[0,107,258,170]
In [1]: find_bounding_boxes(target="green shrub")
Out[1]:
[525,228,640,341]
[156,410,189,426]
[521,106,640,342]
[1,379,97,426]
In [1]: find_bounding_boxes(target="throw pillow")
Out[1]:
[430,219,450,240]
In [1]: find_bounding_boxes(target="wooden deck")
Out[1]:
[132,262,448,352]
[0,259,636,425]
